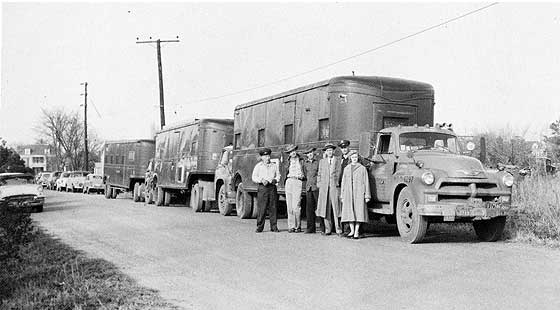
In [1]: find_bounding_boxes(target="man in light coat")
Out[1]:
[316,143,342,236]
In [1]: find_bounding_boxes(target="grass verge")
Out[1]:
[505,175,560,247]
[1,229,178,309]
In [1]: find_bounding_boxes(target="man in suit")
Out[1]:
[302,147,323,233]
[316,143,342,236]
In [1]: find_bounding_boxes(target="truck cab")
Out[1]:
[369,124,513,243]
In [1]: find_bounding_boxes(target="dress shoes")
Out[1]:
[295,228,302,233]
[271,228,280,232]
[288,228,296,233]
[255,228,263,233]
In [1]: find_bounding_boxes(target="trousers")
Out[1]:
[285,178,303,230]
[305,189,322,232]
[323,191,341,234]
[256,184,278,231]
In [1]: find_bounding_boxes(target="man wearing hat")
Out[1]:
[281,144,305,233]
[252,148,280,233]
[316,143,342,236]
[302,147,323,234]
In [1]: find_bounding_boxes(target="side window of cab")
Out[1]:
[377,134,393,154]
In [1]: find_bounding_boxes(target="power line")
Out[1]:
[182,2,499,105]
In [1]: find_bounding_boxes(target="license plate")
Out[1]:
[456,206,471,216]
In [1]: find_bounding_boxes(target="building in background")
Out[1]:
[16,144,57,174]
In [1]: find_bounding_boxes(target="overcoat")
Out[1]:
[316,156,342,218]
[340,163,371,223]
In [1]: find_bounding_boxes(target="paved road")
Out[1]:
[33,191,560,310]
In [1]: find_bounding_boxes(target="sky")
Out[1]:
[1,2,560,146]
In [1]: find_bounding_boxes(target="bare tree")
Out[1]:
[34,108,100,171]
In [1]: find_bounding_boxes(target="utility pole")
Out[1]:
[136,37,180,130]
[80,82,89,171]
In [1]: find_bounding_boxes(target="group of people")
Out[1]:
[251,140,371,239]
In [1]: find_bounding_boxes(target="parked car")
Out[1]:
[56,172,71,191]
[37,172,52,188]
[83,174,104,194]
[0,173,45,212]
[46,171,61,190]
[66,171,89,193]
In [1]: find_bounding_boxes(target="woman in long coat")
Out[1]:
[340,150,371,239]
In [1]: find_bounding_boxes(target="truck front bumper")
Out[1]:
[418,199,509,221]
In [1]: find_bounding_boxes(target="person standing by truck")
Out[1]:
[302,147,323,234]
[340,150,371,239]
[252,148,280,233]
[317,143,342,236]
[282,144,305,233]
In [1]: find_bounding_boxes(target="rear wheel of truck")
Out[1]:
[111,188,118,199]
[133,183,141,202]
[139,184,146,202]
[218,184,233,215]
[190,183,204,212]
[164,189,171,206]
[473,216,506,242]
[146,186,154,204]
[104,185,111,199]
[235,183,253,219]
[396,187,428,244]
[155,186,165,206]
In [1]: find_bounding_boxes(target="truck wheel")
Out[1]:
[218,184,233,216]
[146,187,154,204]
[164,189,171,206]
[396,187,428,243]
[155,186,165,206]
[190,183,204,212]
[111,188,118,199]
[473,216,506,242]
[251,195,258,219]
[104,185,111,199]
[139,184,146,202]
[235,183,253,219]
[133,183,140,202]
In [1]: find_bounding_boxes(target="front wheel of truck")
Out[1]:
[473,216,506,242]
[218,184,233,215]
[396,187,428,243]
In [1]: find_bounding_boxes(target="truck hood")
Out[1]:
[411,152,487,178]
[0,184,42,198]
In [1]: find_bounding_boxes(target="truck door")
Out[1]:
[370,133,396,203]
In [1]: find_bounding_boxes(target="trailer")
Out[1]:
[149,118,234,209]
[214,76,434,218]
[102,139,155,200]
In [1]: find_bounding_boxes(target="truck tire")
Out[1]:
[133,183,141,202]
[235,183,253,219]
[155,186,165,206]
[164,189,171,206]
[190,183,204,212]
[146,186,154,204]
[111,187,118,199]
[473,216,506,242]
[396,187,428,243]
[105,185,111,199]
[139,184,146,202]
[218,184,233,216]
[251,195,258,219]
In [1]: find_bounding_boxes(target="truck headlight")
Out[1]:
[37,185,44,193]
[502,173,514,187]
[421,171,435,185]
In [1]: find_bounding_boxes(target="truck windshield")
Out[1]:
[398,132,459,153]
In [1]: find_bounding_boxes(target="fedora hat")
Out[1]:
[302,147,316,154]
[284,144,298,153]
